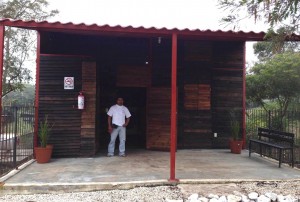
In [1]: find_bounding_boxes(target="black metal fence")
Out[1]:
[246,109,300,167]
[246,109,300,142]
[0,106,34,177]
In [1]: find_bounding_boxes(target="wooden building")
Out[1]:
[0,19,265,179]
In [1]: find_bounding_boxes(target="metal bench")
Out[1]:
[249,127,294,168]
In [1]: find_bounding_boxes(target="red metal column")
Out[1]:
[0,26,5,129]
[169,33,178,182]
[34,32,41,149]
[242,42,246,149]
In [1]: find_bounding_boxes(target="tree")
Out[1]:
[253,29,300,61]
[218,0,300,32]
[247,52,300,128]
[2,83,35,105]
[0,0,58,97]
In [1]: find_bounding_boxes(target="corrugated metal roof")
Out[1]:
[0,18,266,41]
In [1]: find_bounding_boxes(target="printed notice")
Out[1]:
[64,77,74,89]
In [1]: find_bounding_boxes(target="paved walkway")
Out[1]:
[1,149,300,194]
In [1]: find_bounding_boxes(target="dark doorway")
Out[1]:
[117,87,147,148]
[97,85,147,150]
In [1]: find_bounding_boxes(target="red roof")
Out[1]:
[0,18,266,41]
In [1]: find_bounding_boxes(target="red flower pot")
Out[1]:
[230,140,243,154]
[35,146,53,163]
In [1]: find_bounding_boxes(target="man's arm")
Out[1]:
[108,116,112,133]
[123,117,130,127]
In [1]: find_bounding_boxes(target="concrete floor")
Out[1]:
[1,149,300,194]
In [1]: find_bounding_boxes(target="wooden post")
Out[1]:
[0,26,5,132]
[169,33,178,182]
[34,31,41,149]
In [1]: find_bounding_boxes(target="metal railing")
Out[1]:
[246,109,300,167]
[246,109,300,143]
[0,106,34,177]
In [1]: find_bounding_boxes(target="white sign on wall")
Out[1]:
[64,77,74,90]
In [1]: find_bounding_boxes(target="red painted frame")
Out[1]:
[169,33,178,182]
[242,42,246,149]
[34,31,41,149]
[0,19,266,41]
[0,26,4,129]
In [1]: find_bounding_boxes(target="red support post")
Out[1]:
[0,26,4,130]
[34,32,41,149]
[169,33,179,182]
[242,42,246,149]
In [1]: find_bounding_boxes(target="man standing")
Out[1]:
[107,97,131,157]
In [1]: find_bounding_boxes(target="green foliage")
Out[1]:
[0,0,58,20]
[229,109,241,140]
[218,0,300,31]
[254,28,300,61]
[2,84,35,105]
[270,114,284,130]
[247,52,300,116]
[0,0,58,96]
[39,115,52,148]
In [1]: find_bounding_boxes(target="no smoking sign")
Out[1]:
[64,77,74,90]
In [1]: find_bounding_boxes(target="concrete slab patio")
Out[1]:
[1,149,300,194]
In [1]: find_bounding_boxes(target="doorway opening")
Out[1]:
[96,84,147,150]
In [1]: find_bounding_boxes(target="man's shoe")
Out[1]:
[119,154,126,157]
[107,154,114,157]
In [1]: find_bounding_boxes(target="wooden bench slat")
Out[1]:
[249,139,292,149]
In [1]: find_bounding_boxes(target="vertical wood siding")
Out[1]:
[146,87,171,150]
[146,39,172,150]
[178,41,212,148]
[81,61,97,156]
[211,42,244,148]
[178,40,244,149]
[39,55,82,157]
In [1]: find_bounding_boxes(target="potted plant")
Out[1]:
[34,115,53,163]
[229,110,243,154]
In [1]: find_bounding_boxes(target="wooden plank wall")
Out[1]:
[39,55,82,157]
[178,41,212,148]
[146,39,172,150]
[211,41,244,148]
[116,65,151,87]
[184,84,211,110]
[146,88,171,150]
[80,61,97,156]
[178,40,244,149]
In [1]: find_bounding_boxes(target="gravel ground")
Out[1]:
[0,181,299,202]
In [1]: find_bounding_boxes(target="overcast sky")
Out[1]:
[48,0,266,32]
[46,0,266,65]
[25,0,265,78]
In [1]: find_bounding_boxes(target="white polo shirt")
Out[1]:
[107,104,131,126]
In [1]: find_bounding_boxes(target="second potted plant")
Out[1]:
[229,110,243,154]
[34,115,53,163]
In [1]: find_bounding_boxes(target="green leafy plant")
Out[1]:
[39,115,53,148]
[229,110,241,141]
